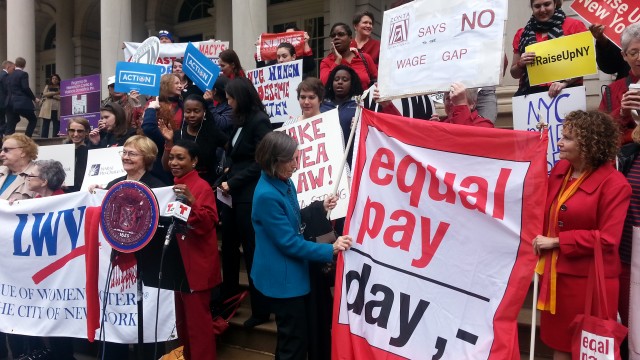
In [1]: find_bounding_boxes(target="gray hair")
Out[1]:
[34,160,66,191]
[621,23,640,52]
[255,132,298,177]
[465,88,478,107]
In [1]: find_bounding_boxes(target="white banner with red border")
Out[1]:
[332,109,547,359]
[124,40,229,74]
[0,188,177,343]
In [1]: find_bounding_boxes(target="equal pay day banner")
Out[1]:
[247,60,303,123]
[333,109,547,359]
[0,189,176,343]
[512,86,587,172]
[124,40,229,74]
[378,0,508,100]
[277,109,350,219]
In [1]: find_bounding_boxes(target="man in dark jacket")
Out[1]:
[0,60,14,137]
[5,57,39,137]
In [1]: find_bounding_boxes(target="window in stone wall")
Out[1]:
[178,0,213,23]
[44,25,56,50]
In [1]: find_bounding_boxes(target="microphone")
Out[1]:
[163,194,192,247]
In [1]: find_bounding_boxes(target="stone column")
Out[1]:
[231,0,266,70]
[329,0,355,30]
[215,0,232,42]
[131,0,148,42]
[55,0,74,80]
[0,7,6,62]
[6,0,36,89]
[100,0,131,98]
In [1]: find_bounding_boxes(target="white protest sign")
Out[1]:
[0,189,177,342]
[247,60,303,123]
[512,86,587,172]
[277,109,350,219]
[123,40,229,74]
[80,147,125,191]
[378,0,508,100]
[38,144,76,186]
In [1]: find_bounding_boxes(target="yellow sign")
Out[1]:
[525,31,597,86]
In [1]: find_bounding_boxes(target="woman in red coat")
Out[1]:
[532,110,631,360]
[320,23,377,89]
[168,139,222,360]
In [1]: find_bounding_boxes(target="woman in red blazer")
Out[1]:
[168,139,222,360]
[532,110,631,359]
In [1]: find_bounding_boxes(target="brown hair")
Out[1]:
[159,73,179,101]
[296,77,324,102]
[563,110,620,169]
[65,117,91,143]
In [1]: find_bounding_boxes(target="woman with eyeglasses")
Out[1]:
[26,159,65,197]
[599,23,640,145]
[251,131,352,359]
[0,133,38,201]
[89,102,137,149]
[88,135,165,193]
[320,23,377,89]
[63,117,90,193]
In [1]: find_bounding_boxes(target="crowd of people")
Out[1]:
[0,1,639,358]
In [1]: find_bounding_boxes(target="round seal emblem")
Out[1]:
[100,180,159,253]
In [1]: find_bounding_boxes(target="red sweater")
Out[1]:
[599,73,639,144]
[320,51,377,89]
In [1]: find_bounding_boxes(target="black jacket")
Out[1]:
[5,69,36,110]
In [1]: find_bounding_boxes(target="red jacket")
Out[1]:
[174,170,222,291]
[599,73,639,144]
[544,160,630,278]
[350,38,380,65]
[443,105,494,128]
[320,51,377,89]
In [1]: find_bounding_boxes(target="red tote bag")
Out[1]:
[569,239,627,360]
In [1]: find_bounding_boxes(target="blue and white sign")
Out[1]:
[183,42,220,93]
[115,61,163,96]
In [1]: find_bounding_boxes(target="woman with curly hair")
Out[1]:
[532,110,631,360]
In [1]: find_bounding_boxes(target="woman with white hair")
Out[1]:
[26,159,66,197]
[599,22,640,145]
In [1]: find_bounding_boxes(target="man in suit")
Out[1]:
[0,60,14,137]
[5,57,39,137]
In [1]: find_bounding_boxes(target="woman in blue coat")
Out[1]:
[251,131,352,360]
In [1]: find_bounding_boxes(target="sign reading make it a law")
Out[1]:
[114,62,163,97]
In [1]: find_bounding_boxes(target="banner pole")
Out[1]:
[530,272,539,360]
[327,88,370,219]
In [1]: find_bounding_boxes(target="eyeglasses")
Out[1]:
[119,150,142,158]
[625,50,640,59]
[329,31,348,38]
[1,146,23,153]
[68,129,85,134]
[25,174,41,179]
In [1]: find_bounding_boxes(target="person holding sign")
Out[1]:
[532,110,630,359]
[320,23,377,89]
[251,131,352,360]
[599,23,640,145]
[428,83,494,128]
[510,0,587,97]
[26,159,65,197]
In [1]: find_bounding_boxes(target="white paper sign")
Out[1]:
[247,60,303,123]
[123,40,229,74]
[512,86,587,172]
[38,144,76,186]
[277,109,350,219]
[378,0,508,100]
[81,147,125,191]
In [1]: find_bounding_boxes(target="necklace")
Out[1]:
[180,117,204,142]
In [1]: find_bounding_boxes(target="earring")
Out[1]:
[192,163,196,167]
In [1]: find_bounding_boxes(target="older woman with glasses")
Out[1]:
[26,160,66,197]
[0,134,38,201]
[599,23,640,144]
[89,135,165,192]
